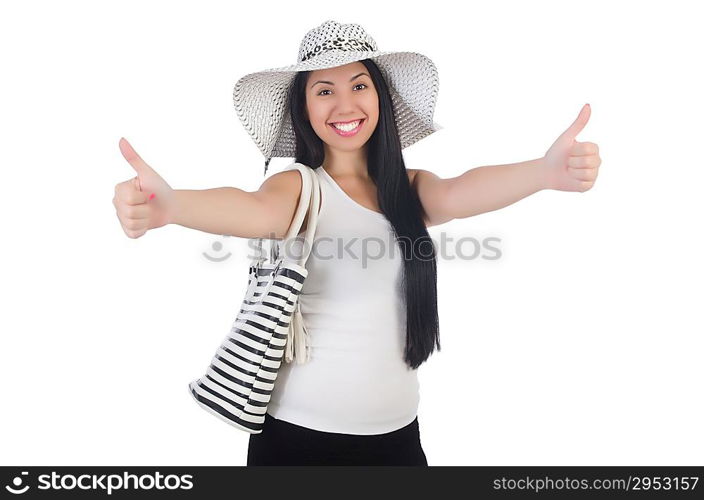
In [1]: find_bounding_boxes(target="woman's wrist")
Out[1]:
[537,156,556,191]
[168,190,184,226]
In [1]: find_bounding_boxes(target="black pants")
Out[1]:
[247,413,429,466]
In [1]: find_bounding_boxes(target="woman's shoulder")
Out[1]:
[253,168,305,237]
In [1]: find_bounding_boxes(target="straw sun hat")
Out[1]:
[232,19,443,175]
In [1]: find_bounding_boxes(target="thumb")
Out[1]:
[559,103,591,141]
[119,137,155,178]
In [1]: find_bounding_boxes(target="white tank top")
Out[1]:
[266,164,420,435]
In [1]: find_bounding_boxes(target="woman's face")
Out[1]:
[305,61,379,154]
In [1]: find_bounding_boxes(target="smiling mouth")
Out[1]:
[328,118,365,136]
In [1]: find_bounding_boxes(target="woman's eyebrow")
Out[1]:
[310,72,370,89]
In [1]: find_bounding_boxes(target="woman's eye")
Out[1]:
[317,83,367,96]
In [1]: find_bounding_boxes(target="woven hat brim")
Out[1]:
[233,50,442,163]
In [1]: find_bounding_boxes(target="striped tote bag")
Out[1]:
[188,162,321,434]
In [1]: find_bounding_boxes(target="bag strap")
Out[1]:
[281,163,321,267]
[282,163,313,240]
[252,163,321,268]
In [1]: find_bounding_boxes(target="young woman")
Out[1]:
[112,20,601,466]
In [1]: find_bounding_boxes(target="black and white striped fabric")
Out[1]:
[188,163,321,434]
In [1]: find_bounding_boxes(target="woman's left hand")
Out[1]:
[543,103,602,192]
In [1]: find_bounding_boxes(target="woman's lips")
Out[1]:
[329,119,365,137]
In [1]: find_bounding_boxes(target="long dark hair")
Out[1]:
[287,58,440,370]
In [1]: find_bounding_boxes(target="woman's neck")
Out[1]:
[322,147,369,179]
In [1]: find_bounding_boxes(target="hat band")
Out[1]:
[300,37,375,62]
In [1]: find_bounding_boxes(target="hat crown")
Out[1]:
[297,20,379,63]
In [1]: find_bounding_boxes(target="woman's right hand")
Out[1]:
[113,137,176,239]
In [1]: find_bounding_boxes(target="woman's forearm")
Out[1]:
[170,187,266,238]
[445,157,552,219]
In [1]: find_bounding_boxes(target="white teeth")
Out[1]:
[332,120,361,131]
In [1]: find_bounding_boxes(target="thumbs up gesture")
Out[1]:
[544,104,602,192]
[113,138,176,238]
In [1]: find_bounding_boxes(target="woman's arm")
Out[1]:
[411,158,550,224]
[413,104,601,224]
[170,170,304,239]
[114,138,304,240]
[170,187,265,237]
[444,157,552,218]
[170,176,300,239]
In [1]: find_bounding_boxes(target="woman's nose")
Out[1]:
[333,94,362,113]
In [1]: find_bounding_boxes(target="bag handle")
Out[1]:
[252,163,321,268]
[282,163,313,240]
[281,163,321,267]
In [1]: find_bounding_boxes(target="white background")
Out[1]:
[1,0,702,466]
